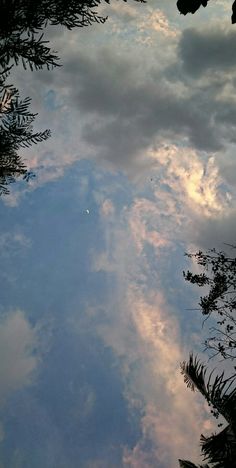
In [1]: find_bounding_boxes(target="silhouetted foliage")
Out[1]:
[179,460,209,468]
[183,246,236,361]
[0,71,50,194]
[177,0,209,16]
[179,353,236,467]
[177,0,236,24]
[0,0,146,194]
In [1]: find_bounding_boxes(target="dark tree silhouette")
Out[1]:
[179,460,209,468]
[0,71,50,194]
[179,460,210,468]
[177,0,209,16]
[177,0,236,24]
[183,246,236,361]
[179,354,236,467]
[0,0,146,194]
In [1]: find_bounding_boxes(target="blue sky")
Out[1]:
[1,1,236,467]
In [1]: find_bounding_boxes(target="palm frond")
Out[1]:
[180,354,208,394]
[180,354,236,423]
[178,460,209,468]
[200,424,236,466]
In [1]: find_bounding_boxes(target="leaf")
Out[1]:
[180,354,236,423]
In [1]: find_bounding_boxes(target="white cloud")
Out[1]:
[0,311,39,405]
[0,231,31,255]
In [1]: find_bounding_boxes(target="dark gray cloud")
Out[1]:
[13,22,236,177]
[55,47,224,172]
[179,27,236,77]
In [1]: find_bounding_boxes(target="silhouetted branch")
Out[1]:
[177,0,236,24]
[184,247,236,361]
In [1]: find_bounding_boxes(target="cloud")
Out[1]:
[2,4,236,466]
[188,207,236,250]
[146,143,236,254]
[102,0,142,25]
[90,183,221,466]
[179,27,236,77]
[81,135,236,465]
[0,311,38,405]
[100,199,115,217]
[97,281,210,467]
[144,9,178,37]
[66,47,222,161]
[7,6,236,201]
[127,290,218,465]
[128,198,171,254]
[11,21,227,187]
[149,144,229,217]
[0,231,31,256]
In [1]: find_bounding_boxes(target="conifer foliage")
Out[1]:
[0,71,50,194]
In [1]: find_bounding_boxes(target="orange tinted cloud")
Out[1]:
[149,144,229,217]
[121,288,208,467]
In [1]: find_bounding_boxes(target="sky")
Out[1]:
[1,0,236,467]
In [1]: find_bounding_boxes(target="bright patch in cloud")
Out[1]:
[140,8,178,38]
[149,144,229,217]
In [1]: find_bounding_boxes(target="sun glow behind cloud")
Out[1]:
[149,144,229,217]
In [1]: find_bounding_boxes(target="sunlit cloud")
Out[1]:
[139,7,179,38]
[149,144,230,217]
[120,287,210,467]
[96,276,211,466]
